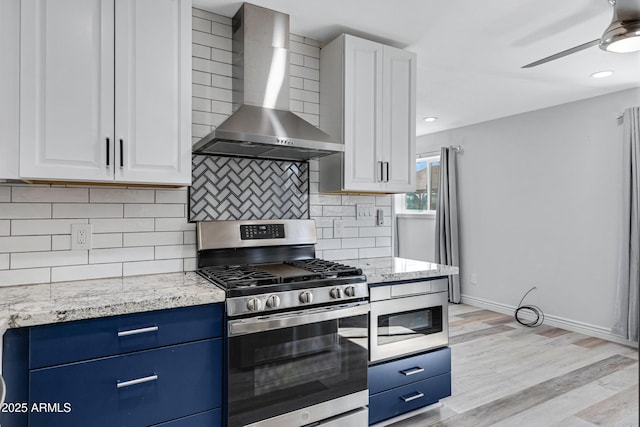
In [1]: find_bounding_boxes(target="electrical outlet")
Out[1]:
[376,209,384,225]
[71,223,92,250]
[470,273,477,285]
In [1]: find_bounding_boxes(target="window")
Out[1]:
[396,155,440,215]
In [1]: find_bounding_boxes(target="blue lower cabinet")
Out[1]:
[368,373,451,425]
[29,338,222,427]
[150,408,222,427]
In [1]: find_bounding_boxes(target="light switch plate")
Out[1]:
[356,204,375,219]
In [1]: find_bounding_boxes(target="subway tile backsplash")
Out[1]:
[0,8,392,287]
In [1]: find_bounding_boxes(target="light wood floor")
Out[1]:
[385,303,639,427]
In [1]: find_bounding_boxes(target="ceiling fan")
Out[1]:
[522,0,640,68]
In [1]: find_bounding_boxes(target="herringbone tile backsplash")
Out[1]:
[189,155,309,221]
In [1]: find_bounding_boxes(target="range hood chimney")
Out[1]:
[192,3,342,161]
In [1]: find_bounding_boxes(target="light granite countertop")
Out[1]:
[0,272,225,332]
[344,257,459,284]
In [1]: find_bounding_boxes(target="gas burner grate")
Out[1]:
[286,259,362,278]
[199,265,280,288]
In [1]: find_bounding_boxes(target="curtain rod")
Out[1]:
[417,145,463,158]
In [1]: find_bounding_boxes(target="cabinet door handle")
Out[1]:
[106,138,110,167]
[400,367,424,376]
[378,161,384,182]
[401,391,424,403]
[385,162,390,182]
[119,139,124,168]
[117,326,159,337]
[116,374,158,389]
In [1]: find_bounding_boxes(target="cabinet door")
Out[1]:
[20,0,115,182]
[0,0,20,179]
[114,0,192,185]
[343,35,384,192]
[382,45,416,192]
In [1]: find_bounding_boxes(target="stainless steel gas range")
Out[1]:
[196,219,370,427]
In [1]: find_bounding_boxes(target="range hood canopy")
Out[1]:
[192,3,342,162]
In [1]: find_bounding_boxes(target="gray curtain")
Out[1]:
[612,106,639,343]
[435,147,461,303]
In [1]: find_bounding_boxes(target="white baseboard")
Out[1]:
[459,294,638,349]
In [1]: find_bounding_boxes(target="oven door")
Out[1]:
[227,302,369,427]
[370,291,448,363]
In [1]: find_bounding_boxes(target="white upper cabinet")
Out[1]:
[319,34,416,193]
[19,0,192,185]
[0,0,21,180]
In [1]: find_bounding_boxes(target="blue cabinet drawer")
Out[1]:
[368,347,450,394]
[29,338,222,427]
[151,408,222,427]
[368,372,451,425]
[30,303,223,368]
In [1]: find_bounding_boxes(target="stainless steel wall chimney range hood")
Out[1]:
[192,3,343,162]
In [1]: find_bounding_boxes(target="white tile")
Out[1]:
[303,79,320,93]
[309,171,319,182]
[290,33,304,43]
[184,231,196,245]
[192,16,211,33]
[0,186,10,202]
[123,232,184,247]
[359,226,392,237]
[290,52,304,66]
[192,111,228,127]
[123,259,183,277]
[89,247,154,264]
[309,205,323,217]
[90,218,155,233]
[308,160,319,172]
[0,253,8,270]
[51,263,122,282]
[193,97,212,112]
[290,99,304,113]
[192,31,232,51]
[12,186,88,203]
[183,257,197,272]
[341,227,359,238]
[375,196,393,206]
[192,57,232,77]
[155,244,196,260]
[0,236,51,253]
[52,235,71,250]
[155,189,188,204]
[293,112,319,127]
[192,8,231,25]
[359,247,392,258]
[0,220,9,236]
[155,218,195,232]
[316,239,341,250]
[341,238,376,249]
[304,102,319,115]
[11,219,88,235]
[193,123,213,139]
[192,84,233,102]
[210,47,232,65]
[303,56,320,70]
[303,37,321,48]
[0,268,50,286]
[321,228,333,239]
[0,203,51,219]
[323,205,356,217]
[52,203,122,219]
[124,204,185,218]
[11,250,87,269]
[289,40,319,58]
[290,64,319,81]
[211,100,232,114]
[92,233,123,249]
[310,194,342,205]
[323,248,359,261]
[210,21,232,38]
[290,88,319,103]
[342,195,377,205]
[90,188,154,203]
[290,76,304,89]
[192,44,211,60]
[376,236,392,247]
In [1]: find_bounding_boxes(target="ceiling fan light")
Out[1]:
[600,21,640,53]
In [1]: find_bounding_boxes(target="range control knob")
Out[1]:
[266,295,281,309]
[344,286,356,297]
[246,298,262,312]
[299,291,314,304]
[330,287,342,299]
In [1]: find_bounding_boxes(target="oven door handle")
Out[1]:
[228,302,370,336]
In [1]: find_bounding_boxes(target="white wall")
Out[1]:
[397,215,436,262]
[413,87,640,336]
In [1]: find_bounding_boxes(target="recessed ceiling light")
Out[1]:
[591,70,614,79]
[424,117,438,122]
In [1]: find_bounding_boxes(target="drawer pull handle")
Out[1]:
[401,391,424,403]
[117,326,159,337]
[117,374,158,389]
[400,367,425,376]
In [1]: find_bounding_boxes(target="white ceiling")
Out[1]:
[192,0,640,136]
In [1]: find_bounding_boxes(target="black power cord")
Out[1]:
[514,286,544,327]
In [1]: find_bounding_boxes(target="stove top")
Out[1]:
[196,219,368,317]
